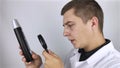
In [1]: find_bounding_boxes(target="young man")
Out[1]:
[20,0,120,68]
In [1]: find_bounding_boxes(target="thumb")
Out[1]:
[49,50,58,57]
[42,50,52,60]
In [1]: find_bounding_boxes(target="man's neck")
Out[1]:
[84,34,105,52]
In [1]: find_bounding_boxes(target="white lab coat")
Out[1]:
[64,41,120,68]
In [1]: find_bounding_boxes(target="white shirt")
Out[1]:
[64,41,120,68]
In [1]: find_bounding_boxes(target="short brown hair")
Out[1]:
[61,0,104,33]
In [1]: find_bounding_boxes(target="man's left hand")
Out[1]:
[42,50,64,68]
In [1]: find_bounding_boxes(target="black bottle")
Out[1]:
[13,19,33,62]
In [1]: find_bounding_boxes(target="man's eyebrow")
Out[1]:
[63,21,72,27]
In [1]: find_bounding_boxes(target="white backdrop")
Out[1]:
[0,0,120,68]
[0,0,2,67]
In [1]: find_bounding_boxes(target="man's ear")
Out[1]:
[91,16,99,30]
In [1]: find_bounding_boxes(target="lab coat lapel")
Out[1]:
[70,52,92,68]
[70,51,80,68]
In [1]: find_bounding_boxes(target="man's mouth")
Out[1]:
[70,39,75,44]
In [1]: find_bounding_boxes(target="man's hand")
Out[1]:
[42,50,64,68]
[19,50,42,68]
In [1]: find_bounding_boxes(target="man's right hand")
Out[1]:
[19,50,42,68]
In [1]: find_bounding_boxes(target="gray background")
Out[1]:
[0,0,120,68]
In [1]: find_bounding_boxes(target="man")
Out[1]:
[20,0,120,68]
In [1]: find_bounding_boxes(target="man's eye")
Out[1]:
[68,25,72,27]
[68,24,74,28]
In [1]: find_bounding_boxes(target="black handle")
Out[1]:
[14,27,33,62]
[38,34,49,53]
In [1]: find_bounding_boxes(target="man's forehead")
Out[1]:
[63,8,75,17]
[63,10,74,23]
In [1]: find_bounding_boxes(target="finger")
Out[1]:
[19,50,23,56]
[22,57,26,62]
[25,61,32,65]
[32,53,39,60]
[42,50,52,59]
[31,51,42,62]
[31,51,38,58]
[22,57,32,65]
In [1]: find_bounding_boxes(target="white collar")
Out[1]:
[71,41,115,67]
[86,41,115,67]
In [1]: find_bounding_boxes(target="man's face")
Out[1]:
[63,8,93,49]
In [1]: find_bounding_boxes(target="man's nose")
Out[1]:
[63,28,70,36]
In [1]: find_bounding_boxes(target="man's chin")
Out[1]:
[73,45,81,49]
